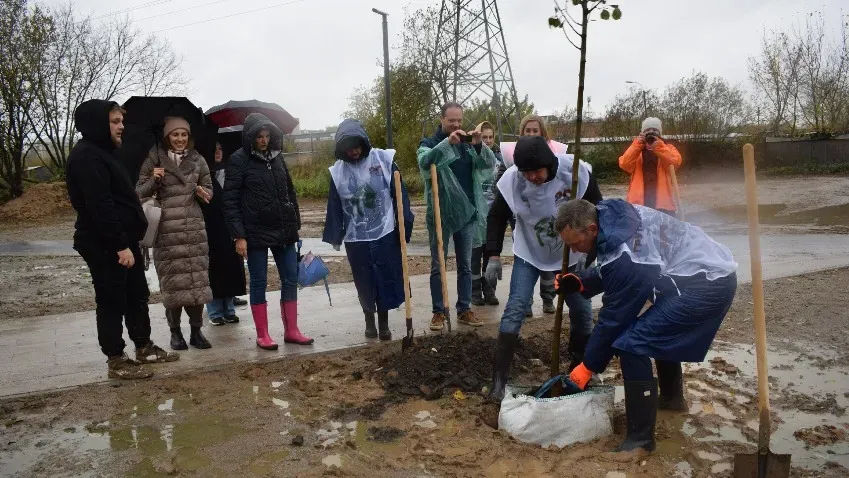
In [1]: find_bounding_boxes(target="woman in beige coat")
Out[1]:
[136,117,214,350]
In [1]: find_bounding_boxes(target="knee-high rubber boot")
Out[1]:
[567,332,590,372]
[364,312,377,339]
[471,279,485,306]
[282,301,314,345]
[656,360,686,411]
[601,379,657,462]
[488,332,519,402]
[250,303,278,350]
[377,311,391,341]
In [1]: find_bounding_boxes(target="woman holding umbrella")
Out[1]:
[136,117,214,350]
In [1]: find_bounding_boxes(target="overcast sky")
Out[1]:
[68,0,845,130]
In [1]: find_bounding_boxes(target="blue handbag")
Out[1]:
[297,241,332,306]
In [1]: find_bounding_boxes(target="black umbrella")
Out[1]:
[117,96,219,185]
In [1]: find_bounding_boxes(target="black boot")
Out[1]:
[602,379,657,462]
[489,332,519,402]
[471,279,485,306]
[482,277,499,305]
[377,311,391,341]
[189,326,211,349]
[567,332,590,372]
[170,328,188,351]
[656,360,686,411]
[364,312,378,339]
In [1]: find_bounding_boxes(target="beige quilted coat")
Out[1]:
[136,147,213,308]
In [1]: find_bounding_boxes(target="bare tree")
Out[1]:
[748,29,802,133]
[29,5,188,174]
[660,72,749,141]
[795,13,849,133]
[0,0,52,198]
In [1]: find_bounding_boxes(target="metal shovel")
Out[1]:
[733,144,791,478]
[393,171,415,351]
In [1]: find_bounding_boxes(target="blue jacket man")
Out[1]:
[555,198,737,462]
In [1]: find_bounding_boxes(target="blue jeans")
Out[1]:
[430,219,474,314]
[499,256,595,336]
[246,245,298,305]
[206,297,235,319]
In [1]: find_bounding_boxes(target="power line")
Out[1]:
[135,0,238,22]
[92,0,175,20]
[151,0,308,33]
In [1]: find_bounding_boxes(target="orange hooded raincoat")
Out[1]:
[618,138,682,211]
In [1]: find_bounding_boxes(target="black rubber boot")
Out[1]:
[567,332,590,372]
[189,326,211,349]
[471,279,485,306]
[482,278,499,305]
[602,379,658,462]
[169,328,188,351]
[364,312,378,339]
[656,360,686,411]
[377,311,391,341]
[488,332,519,402]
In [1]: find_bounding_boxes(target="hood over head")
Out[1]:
[513,135,556,173]
[596,199,642,256]
[334,119,372,162]
[74,99,121,150]
[242,113,284,153]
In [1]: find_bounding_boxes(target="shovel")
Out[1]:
[430,164,452,332]
[393,171,414,351]
[733,144,791,478]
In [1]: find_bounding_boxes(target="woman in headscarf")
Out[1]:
[136,117,214,351]
[322,119,414,340]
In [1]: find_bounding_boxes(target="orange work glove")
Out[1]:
[555,273,584,296]
[569,362,593,390]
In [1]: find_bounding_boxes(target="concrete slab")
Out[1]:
[1,233,848,398]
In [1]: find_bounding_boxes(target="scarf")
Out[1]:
[168,150,188,167]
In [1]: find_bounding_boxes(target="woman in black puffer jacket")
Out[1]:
[223,113,313,350]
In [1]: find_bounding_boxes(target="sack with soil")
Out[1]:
[498,382,615,448]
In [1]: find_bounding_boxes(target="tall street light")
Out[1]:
[625,80,647,118]
[372,8,393,148]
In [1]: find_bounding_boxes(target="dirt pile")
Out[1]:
[0,182,71,223]
[375,332,566,400]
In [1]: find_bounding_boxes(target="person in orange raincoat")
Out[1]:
[618,118,682,216]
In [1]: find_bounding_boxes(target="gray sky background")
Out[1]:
[68,0,846,130]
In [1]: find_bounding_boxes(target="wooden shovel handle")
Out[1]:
[393,171,412,320]
[744,143,772,452]
[430,164,451,329]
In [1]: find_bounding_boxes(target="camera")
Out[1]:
[645,132,658,145]
[460,134,474,143]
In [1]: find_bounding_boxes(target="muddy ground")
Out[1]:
[1,268,848,477]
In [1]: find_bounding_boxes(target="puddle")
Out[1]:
[271,398,290,409]
[249,449,290,475]
[605,472,627,478]
[0,426,110,476]
[673,461,693,478]
[322,454,342,468]
[689,203,849,229]
[677,341,849,471]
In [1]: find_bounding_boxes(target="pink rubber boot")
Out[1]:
[282,301,314,345]
[251,304,278,350]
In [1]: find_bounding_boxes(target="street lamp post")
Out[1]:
[372,8,393,148]
[625,80,647,118]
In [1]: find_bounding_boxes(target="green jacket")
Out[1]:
[418,130,496,249]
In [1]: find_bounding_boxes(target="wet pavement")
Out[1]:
[1,233,849,399]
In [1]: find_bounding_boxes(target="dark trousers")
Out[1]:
[166,305,204,328]
[76,242,151,358]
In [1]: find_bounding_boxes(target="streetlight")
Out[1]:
[372,8,393,148]
[625,80,647,118]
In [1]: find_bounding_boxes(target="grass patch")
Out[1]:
[290,162,424,199]
[760,163,849,176]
